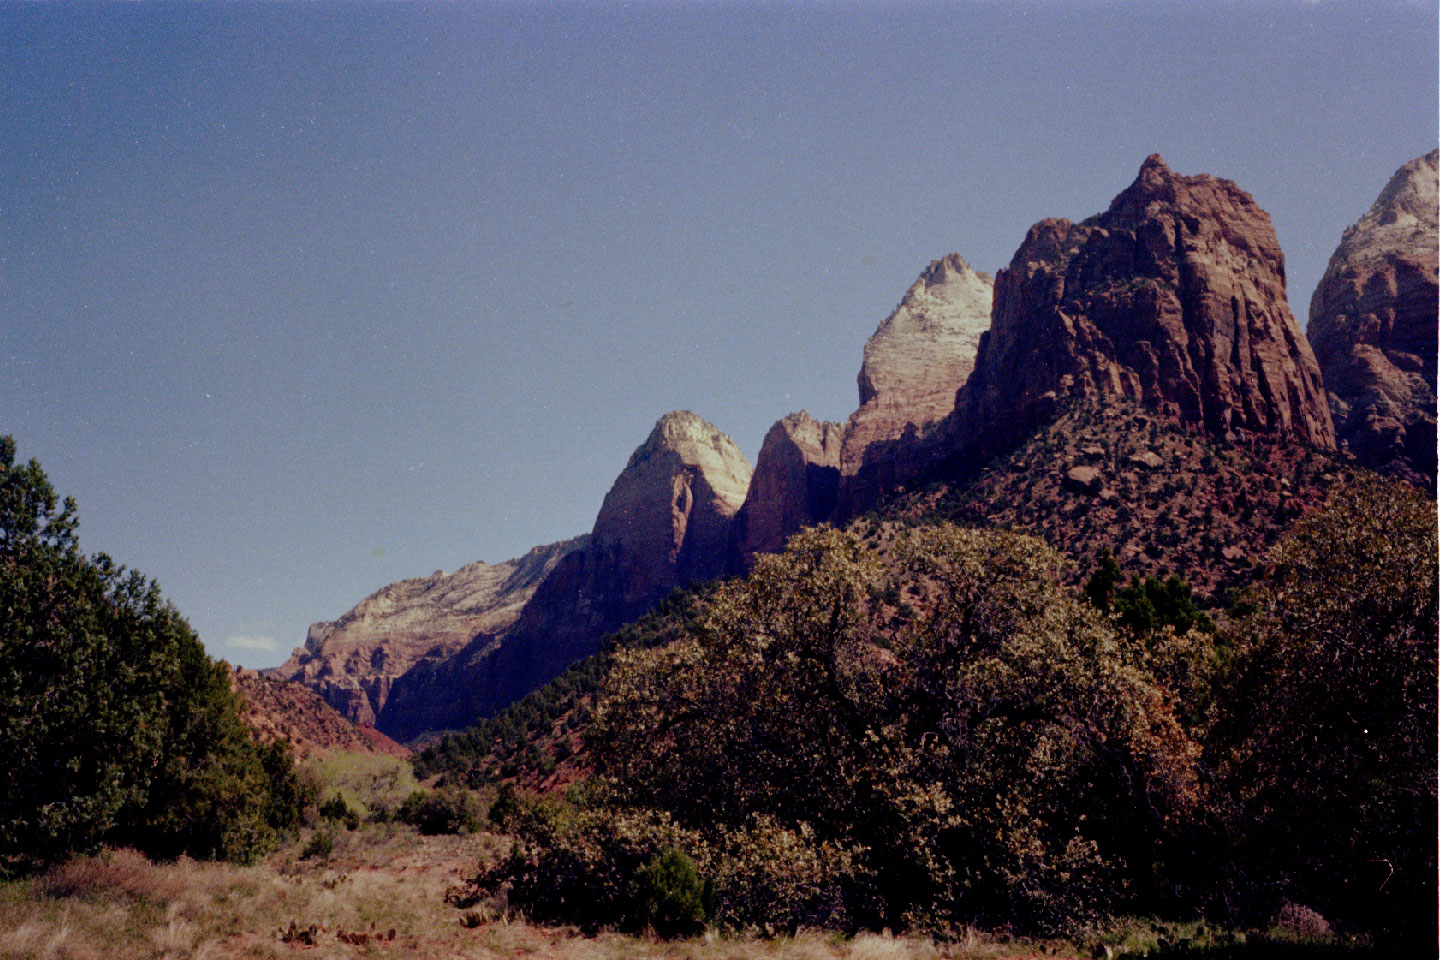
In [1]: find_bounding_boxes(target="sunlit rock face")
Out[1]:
[1309,149,1438,488]
[838,254,993,516]
[953,154,1334,460]
[732,410,843,566]
[265,537,584,727]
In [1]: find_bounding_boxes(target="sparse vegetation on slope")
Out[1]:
[413,585,714,788]
[891,399,1360,604]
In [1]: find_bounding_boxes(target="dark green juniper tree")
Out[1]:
[0,436,305,867]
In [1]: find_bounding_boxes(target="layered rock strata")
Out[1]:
[732,411,843,564]
[1308,149,1438,488]
[376,411,754,739]
[267,537,585,726]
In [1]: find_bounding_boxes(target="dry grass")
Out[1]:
[0,829,1080,960]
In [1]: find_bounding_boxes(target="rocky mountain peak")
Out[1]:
[856,254,993,410]
[732,410,844,565]
[594,411,752,566]
[954,155,1333,460]
[625,409,749,477]
[839,253,994,513]
[1308,149,1437,487]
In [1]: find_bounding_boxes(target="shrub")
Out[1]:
[300,829,334,860]
[318,793,360,830]
[473,800,702,933]
[703,816,858,933]
[634,847,707,937]
[398,787,482,835]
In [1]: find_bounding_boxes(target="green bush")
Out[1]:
[397,787,482,835]
[635,847,707,937]
[474,798,702,933]
[703,816,858,933]
[300,829,335,860]
[589,525,1203,932]
[0,436,304,868]
[318,793,360,830]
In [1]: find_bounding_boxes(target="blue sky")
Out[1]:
[2,1,1435,667]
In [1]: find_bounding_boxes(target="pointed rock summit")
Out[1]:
[837,254,993,516]
[956,153,1334,457]
[1309,149,1438,487]
[371,410,753,739]
[732,410,843,564]
[590,410,753,602]
[845,253,993,470]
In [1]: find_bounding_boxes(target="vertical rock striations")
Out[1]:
[379,411,753,739]
[838,254,993,516]
[954,154,1334,461]
[1308,149,1438,488]
[732,411,844,565]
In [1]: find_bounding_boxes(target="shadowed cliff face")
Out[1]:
[265,537,585,727]
[376,411,753,740]
[731,411,843,566]
[1309,149,1438,489]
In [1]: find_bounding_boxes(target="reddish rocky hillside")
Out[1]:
[888,398,1360,603]
[232,669,409,759]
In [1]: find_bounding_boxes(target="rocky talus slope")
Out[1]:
[1309,149,1438,488]
[731,411,843,564]
[231,668,409,758]
[888,399,1359,603]
[267,538,584,727]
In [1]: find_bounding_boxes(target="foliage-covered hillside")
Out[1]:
[891,399,1361,603]
[432,476,1433,949]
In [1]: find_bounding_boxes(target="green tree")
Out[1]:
[0,436,302,866]
[1217,477,1437,948]
[589,524,1202,931]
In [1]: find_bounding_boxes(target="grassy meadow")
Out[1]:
[0,749,1372,960]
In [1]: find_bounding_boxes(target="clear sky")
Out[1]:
[3,1,1435,668]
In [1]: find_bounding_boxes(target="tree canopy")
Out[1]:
[586,524,1205,931]
[0,436,304,867]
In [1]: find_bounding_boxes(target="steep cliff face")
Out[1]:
[838,254,993,513]
[956,154,1334,460]
[1308,149,1438,487]
[375,411,753,739]
[587,410,753,606]
[732,411,843,564]
[266,537,585,726]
